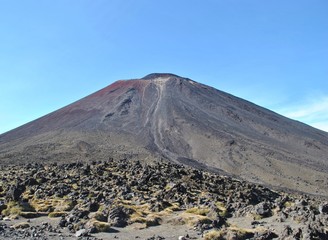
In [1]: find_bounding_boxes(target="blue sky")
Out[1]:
[0,0,327,134]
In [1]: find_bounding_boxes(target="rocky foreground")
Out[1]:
[0,159,328,239]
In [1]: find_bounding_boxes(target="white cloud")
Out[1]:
[284,97,328,119]
[279,96,328,133]
[311,122,328,132]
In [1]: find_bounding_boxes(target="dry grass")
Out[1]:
[284,201,295,208]
[129,215,161,227]
[119,200,175,228]
[216,202,228,217]
[88,220,114,233]
[12,222,30,229]
[252,213,264,220]
[1,200,39,218]
[1,201,23,216]
[48,211,66,218]
[204,230,224,240]
[21,189,33,200]
[126,203,150,214]
[129,208,148,224]
[186,207,209,216]
[179,212,212,226]
[29,198,75,212]
[230,226,265,237]
[164,202,181,212]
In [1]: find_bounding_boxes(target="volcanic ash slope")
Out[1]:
[0,73,328,196]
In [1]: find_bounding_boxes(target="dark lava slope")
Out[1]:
[1,73,328,196]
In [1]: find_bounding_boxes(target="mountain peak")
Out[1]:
[141,73,183,80]
[1,74,328,196]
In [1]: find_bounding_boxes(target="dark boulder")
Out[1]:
[0,201,6,214]
[6,184,26,201]
[108,206,131,227]
[255,202,271,217]
[24,177,39,186]
[319,203,328,214]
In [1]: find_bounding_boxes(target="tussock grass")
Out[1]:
[164,202,180,212]
[2,200,38,218]
[216,202,228,217]
[186,207,209,216]
[204,230,224,240]
[48,211,66,218]
[129,215,161,227]
[30,198,75,212]
[89,220,114,233]
[1,201,23,216]
[284,201,295,208]
[179,212,212,226]
[12,222,30,229]
[91,211,107,222]
[252,213,264,220]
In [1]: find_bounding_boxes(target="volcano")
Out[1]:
[1,73,328,196]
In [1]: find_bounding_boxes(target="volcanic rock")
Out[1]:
[107,206,131,227]
[6,184,26,202]
[254,202,271,217]
[0,160,327,239]
[319,203,328,214]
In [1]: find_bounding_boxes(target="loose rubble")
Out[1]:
[0,159,327,239]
